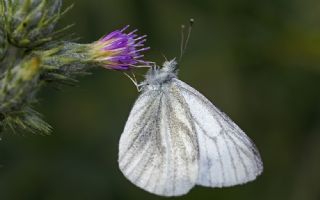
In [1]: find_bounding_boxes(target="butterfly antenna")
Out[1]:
[179,18,195,62]
[180,24,186,60]
[184,18,194,52]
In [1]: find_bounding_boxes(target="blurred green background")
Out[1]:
[1,0,320,199]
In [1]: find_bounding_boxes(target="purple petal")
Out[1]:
[96,26,149,70]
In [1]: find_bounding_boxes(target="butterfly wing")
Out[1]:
[118,85,199,196]
[174,79,263,187]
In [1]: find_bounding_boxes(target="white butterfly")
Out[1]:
[118,59,263,196]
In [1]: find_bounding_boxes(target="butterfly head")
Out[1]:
[142,58,178,89]
[161,59,178,74]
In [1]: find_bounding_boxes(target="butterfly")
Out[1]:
[118,59,263,196]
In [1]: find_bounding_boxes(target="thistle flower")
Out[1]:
[0,0,151,135]
[88,26,150,70]
[3,0,62,48]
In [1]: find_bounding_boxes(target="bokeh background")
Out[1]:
[1,0,320,199]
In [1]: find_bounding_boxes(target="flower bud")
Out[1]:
[3,0,62,48]
[0,56,42,113]
[0,51,51,134]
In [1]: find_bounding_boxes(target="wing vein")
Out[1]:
[222,131,239,182]
[214,136,226,185]
[225,133,250,178]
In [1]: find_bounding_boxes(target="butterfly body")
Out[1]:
[119,59,263,196]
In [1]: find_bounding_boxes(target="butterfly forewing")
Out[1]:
[119,83,199,196]
[173,79,263,187]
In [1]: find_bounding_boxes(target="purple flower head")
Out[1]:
[90,26,150,70]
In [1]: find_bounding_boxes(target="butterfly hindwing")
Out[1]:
[173,79,263,187]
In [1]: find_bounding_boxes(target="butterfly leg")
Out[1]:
[123,72,143,92]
